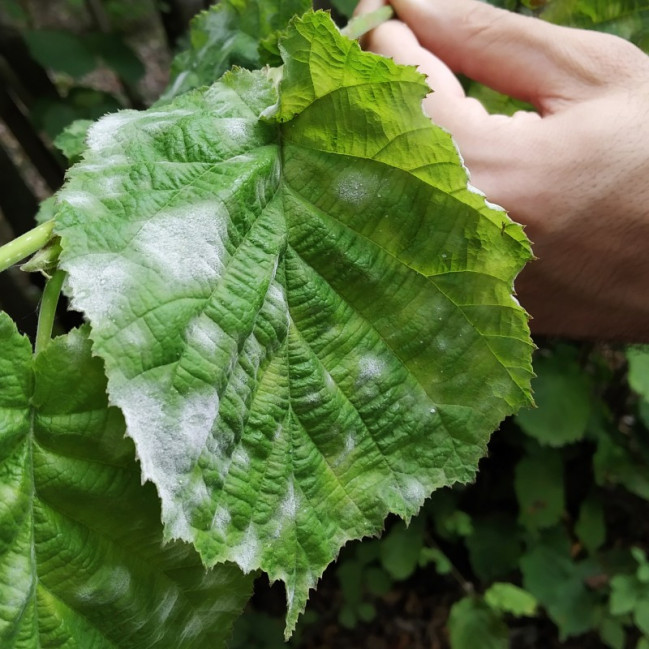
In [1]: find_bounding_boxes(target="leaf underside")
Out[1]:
[0,314,253,648]
[55,12,533,635]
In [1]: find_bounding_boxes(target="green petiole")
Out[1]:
[0,220,56,273]
[341,6,394,41]
[35,269,66,355]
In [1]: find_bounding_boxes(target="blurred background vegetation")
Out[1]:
[1,1,649,648]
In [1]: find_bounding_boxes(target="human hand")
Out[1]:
[356,0,649,341]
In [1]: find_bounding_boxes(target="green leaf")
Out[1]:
[448,597,509,649]
[575,494,606,554]
[521,531,599,639]
[379,518,425,581]
[484,582,538,617]
[466,516,522,581]
[639,636,649,649]
[628,347,649,399]
[55,11,533,635]
[636,599,649,636]
[610,574,643,616]
[514,448,565,531]
[23,29,96,77]
[53,119,93,163]
[165,0,311,99]
[83,33,145,85]
[419,546,453,575]
[594,432,649,501]
[0,314,253,648]
[516,346,591,447]
[540,0,649,51]
[599,616,626,649]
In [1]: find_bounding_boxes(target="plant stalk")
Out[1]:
[35,269,65,355]
[0,220,55,273]
[341,6,394,41]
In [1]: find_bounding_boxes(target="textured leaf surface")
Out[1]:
[164,0,311,99]
[0,314,252,648]
[55,11,533,634]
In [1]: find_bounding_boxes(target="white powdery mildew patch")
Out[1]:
[336,169,371,206]
[211,505,231,536]
[231,445,250,470]
[87,108,195,151]
[185,313,230,358]
[177,390,220,464]
[110,377,219,540]
[219,118,251,144]
[87,111,141,150]
[357,354,386,384]
[280,481,298,521]
[76,565,131,604]
[400,476,427,510]
[235,525,262,573]
[332,430,356,468]
[131,199,229,288]
[63,255,136,322]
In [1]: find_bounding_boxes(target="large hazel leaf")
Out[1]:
[0,314,253,648]
[55,11,534,634]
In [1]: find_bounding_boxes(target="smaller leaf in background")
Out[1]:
[575,494,606,554]
[53,119,93,163]
[628,347,649,426]
[539,0,649,52]
[229,611,287,649]
[594,432,649,501]
[448,597,509,649]
[23,29,96,77]
[610,573,644,616]
[466,516,523,582]
[467,83,534,116]
[516,346,591,447]
[1,0,28,22]
[427,491,474,540]
[514,448,565,531]
[627,347,649,398]
[82,33,145,85]
[379,518,425,581]
[632,548,649,583]
[636,600,649,635]
[521,528,600,639]
[598,615,626,649]
[639,637,649,649]
[419,546,453,575]
[364,566,393,595]
[164,0,311,98]
[32,89,122,140]
[484,582,538,617]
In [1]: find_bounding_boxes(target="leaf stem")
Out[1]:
[0,220,56,273]
[341,6,394,41]
[35,269,65,355]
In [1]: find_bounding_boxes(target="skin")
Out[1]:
[356,0,649,341]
